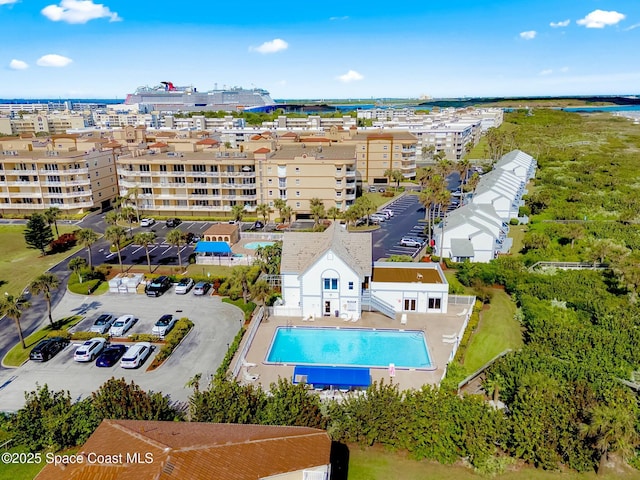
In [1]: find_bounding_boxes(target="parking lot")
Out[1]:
[0,288,244,412]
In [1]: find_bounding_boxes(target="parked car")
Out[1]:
[120,342,152,369]
[165,218,181,228]
[381,209,394,217]
[95,344,128,367]
[140,218,155,227]
[253,220,264,229]
[184,232,201,243]
[367,186,377,193]
[193,281,211,296]
[152,314,177,338]
[89,313,116,334]
[377,211,391,219]
[73,337,108,362]
[109,314,137,337]
[29,337,69,362]
[400,237,423,248]
[378,187,386,193]
[145,275,172,297]
[369,214,386,223]
[174,277,194,294]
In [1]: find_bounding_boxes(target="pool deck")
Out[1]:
[233,304,471,393]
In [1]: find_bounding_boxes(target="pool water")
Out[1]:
[244,241,275,250]
[266,327,433,369]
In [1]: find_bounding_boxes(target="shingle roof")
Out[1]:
[281,223,372,278]
[204,223,239,236]
[36,420,331,480]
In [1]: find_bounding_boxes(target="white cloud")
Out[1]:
[9,59,28,70]
[624,23,640,31]
[550,19,570,28]
[0,0,19,5]
[41,0,121,24]
[577,10,625,28]
[337,70,364,83]
[519,30,537,40]
[250,38,288,54]
[560,66,570,73]
[539,69,553,76]
[36,54,73,67]
[329,16,349,21]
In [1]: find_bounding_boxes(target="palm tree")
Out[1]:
[166,228,186,271]
[105,211,119,227]
[419,187,437,241]
[229,266,252,303]
[29,273,60,327]
[581,404,639,474]
[456,158,472,186]
[344,205,360,228]
[281,205,293,225]
[76,228,99,270]
[105,225,128,273]
[310,198,325,228]
[256,203,272,224]
[383,168,395,186]
[44,206,61,238]
[273,198,287,222]
[417,166,434,190]
[231,204,245,223]
[250,279,272,314]
[392,169,404,190]
[126,186,141,223]
[133,231,156,273]
[120,206,136,238]
[327,206,341,222]
[68,257,87,283]
[0,294,30,349]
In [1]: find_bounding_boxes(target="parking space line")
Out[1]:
[147,246,158,254]
[130,246,143,255]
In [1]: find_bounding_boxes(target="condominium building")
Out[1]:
[116,138,357,219]
[0,135,119,214]
[348,131,418,184]
[0,113,86,136]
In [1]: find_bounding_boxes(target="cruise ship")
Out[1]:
[124,81,276,112]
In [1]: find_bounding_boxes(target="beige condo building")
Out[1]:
[116,137,357,219]
[0,135,119,214]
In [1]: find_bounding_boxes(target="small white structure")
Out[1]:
[108,273,143,294]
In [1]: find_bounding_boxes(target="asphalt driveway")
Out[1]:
[0,288,244,412]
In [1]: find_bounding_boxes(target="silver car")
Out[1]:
[89,313,115,334]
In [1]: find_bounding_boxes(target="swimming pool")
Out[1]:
[266,327,433,369]
[244,241,275,250]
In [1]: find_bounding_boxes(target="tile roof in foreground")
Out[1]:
[36,420,331,480]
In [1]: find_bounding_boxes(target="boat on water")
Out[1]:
[124,81,276,112]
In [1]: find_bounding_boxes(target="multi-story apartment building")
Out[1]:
[0,135,119,214]
[0,113,86,136]
[116,138,357,219]
[348,131,418,184]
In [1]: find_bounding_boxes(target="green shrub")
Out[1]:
[222,298,256,321]
[68,279,102,295]
[150,318,194,368]
[215,327,246,381]
[129,333,160,343]
[70,331,109,341]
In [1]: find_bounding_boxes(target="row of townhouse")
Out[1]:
[433,149,537,262]
[0,113,87,136]
[0,135,119,214]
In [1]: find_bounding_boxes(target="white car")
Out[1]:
[108,314,137,337]
[382,209,394,217]
[400,237,423,248]
[151,314,177,338]
[73,337,107,362]
[120,342,152,369]
[140,218,155,227]
[369,214,386,222]
[174,278,194,295]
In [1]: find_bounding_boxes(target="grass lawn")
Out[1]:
[509,224,527,255]
[185,264,232,278]
[347,447,637,480]
[3,315,83,367]
[460,289,523,373]
[0,444,46,480]
[0,225,82,298]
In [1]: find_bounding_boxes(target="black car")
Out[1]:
[95,344,128,367]
[145,275,172,297]
[166,218,181,228]
[29,337,69,362]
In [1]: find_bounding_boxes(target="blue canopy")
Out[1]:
[193,241,232,254]
[293,365,371,389]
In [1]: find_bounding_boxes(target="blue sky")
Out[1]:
[1,0,639,99]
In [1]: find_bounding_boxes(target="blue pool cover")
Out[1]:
[293,365,371,389]
[193,241,232,254]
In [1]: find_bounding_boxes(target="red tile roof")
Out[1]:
[253,147,271,154]
[36,420,331,480]
[149,142,168,148]
[196,138,219,145]
[250,135,263,140]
